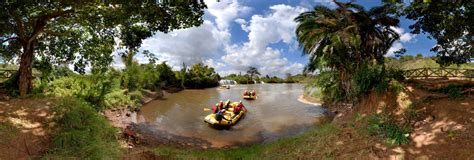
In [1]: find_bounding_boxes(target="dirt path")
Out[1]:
[0,97,55,159]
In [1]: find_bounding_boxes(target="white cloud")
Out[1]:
[234,18,249,32]
[387,42,403,57]
[138,20,229,69]
[221,4,306,76]
[204,0,252,30]
[386,27,417,57]
[391,27,416,43]
[204,58,225,70]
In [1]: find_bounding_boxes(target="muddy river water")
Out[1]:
[135,84,330,148]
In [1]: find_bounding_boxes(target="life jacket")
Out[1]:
[215,110,225,121]
[213,102,224,113]
[212,106,217,113]
[234,103,244,114]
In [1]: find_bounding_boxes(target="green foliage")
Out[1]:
[44,71,136,110]
[246,66,260,81]
[225,74,253,84]
[259,75,285,83]
[439,84,463,99]
[47,98,120,159]
[385,56,474,70]
[0,1,207,95]
[390,80,405,94]
[183,63,220,89]
[403,1,473,66]
[367,114,411,145]
[295,2,401,102]
[2,72,19,97]
[312,71,345,102]
[352,64,385,95]
[156,62,180,88]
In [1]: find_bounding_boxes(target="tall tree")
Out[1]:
[295,1,400,95]
[0,0,206,96]
[403,1,473,66]
[246,66,260,82]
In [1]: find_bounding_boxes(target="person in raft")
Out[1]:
[243,90,249,96]
[251,90,256,96]
[232,101,246,118]
[212,101,224,113]
[224,99,231,109]
[215,109,230,122]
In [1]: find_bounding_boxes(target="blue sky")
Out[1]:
[127,0,438,77]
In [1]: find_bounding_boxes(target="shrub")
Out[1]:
[2,72,19,97]
[367,114,411,145]
[47,98,120,159]
[315,71,345,102]
[439,84,463,99]
[390,80,405,94]
[103,89,137,108]
[353,64,384,95]
[45,73,135,110]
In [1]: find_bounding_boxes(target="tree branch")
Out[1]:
[27,9,75,44]
[0,37,18,44]
[8,9,26,41]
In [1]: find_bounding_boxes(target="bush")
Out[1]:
[47,98,120,159]
[353,64,384,95]
[2,72,19,97]
[314,71,346,102]
[44,72,135,110]
[367,114,411,145]
[439,84,463,99]
[390,80,405,94]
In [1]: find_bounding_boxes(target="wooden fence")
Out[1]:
[404,68,474,79]
[0,69,17,80]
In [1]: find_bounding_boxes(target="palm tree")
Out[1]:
[295,1,400,96]
[246,66,260,83]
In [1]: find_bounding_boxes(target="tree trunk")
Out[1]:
[18,42,35,97]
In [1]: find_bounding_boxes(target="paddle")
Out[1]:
[203,108,211,111]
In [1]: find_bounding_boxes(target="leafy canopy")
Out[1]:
[403,1,473,66]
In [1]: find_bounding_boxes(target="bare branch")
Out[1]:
[0,37,18,44]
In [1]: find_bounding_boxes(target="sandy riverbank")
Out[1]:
[297,95,322,106]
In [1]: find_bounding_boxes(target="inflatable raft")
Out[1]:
[204,102,247,127]
[243,95,257,100]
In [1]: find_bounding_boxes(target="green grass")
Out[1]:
[153,124,340,159]
[366,114,411,146]
[45,97,120,159]
[386,58,474,70]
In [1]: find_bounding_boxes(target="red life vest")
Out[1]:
[234,103,244,114]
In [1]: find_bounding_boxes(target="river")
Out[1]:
[134,84,330,148]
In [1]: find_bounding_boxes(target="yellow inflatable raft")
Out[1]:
[204,102,247,127]
[243,95,257,100]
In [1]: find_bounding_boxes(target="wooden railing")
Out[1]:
[0,69,17,80]
[404,68,474,79]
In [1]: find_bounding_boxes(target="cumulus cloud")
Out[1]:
[391,27,416,43]
[221,4,306,76]
[138,20,229,69]
[204,0,252,30]
[386,27,417,56]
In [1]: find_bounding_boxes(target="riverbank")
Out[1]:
[146,82,474,159]
[104,89,164,129]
